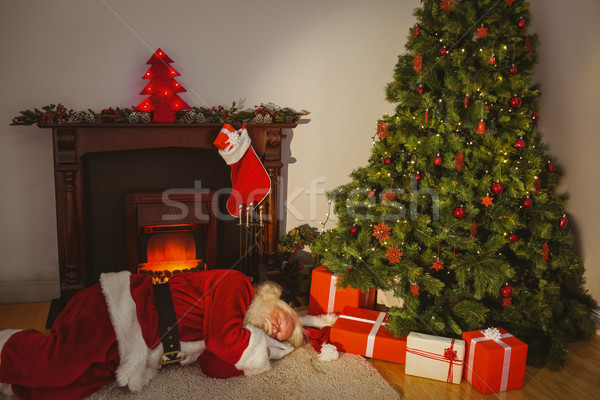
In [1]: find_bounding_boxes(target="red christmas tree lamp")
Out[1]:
[136,48,191,122]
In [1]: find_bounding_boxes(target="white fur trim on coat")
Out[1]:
[101,271,155,392]
[234,325,271,376]
[300,313,338,328]
[218,127,251,165]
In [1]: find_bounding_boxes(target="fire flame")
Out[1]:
[139,232,201,275]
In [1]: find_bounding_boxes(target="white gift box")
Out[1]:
[405,332,466,384]
[376,288,405,309]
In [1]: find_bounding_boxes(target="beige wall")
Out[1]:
[0,0,597,307]
[529,0,600,307]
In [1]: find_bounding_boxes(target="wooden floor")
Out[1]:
[1,302,599,399]
[369,335,600,399]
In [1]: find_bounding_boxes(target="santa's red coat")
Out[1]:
[0,269,273,399]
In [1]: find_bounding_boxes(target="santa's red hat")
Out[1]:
[300,314,339,361]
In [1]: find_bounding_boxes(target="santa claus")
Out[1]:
[0,269,310,399]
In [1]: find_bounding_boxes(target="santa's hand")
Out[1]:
[266,336,294,360]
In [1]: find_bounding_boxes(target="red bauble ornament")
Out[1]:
[514,137,526,149]
[433,154,443,166]
[491,181,504,194]
[509,65,518,75]
[518,18,527,29]
[453,206,466,219]
[559,214,569,230]
[509,233,518,243]
[522,198,533,208]
[439,47,448,56]
[414,172,422,181]
[500,284,513,298]
[510,96,522,108]
[489,54,496,64]
[383,157,391,165]
[547,161,556,172]
[349,225,358,236]
[416,85,424,95]
[347,267,353,272]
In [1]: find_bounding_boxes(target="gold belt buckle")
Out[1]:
[159,350,188,366]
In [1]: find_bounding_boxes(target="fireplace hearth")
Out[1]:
[40,122,297,302]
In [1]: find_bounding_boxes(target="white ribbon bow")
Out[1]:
[482,327,502,341]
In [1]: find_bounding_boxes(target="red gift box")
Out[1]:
[329,306,406,364]
[462,327,528,394]
[308,265,375,315]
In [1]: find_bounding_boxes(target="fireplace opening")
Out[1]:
[126,190,217,281]
[138,229,206,279]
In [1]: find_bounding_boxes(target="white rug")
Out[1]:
[87,344,400,399]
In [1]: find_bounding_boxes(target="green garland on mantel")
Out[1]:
[10,102,309,126]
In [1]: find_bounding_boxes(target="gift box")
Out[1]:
[462,327,528,394]
[308,265,375,315]
[329,305,406,364]
[376,288,405,309]
[405,332,465,384]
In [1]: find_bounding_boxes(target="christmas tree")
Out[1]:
[312,0,596,369]
[136,48,191,122]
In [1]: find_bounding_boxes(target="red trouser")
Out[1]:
[0,284,120,400]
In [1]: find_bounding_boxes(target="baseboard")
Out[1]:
[0,281,60,304]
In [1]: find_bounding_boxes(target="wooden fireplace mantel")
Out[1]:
[39,122,297,300]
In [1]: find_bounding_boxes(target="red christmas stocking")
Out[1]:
[213,124,271,217]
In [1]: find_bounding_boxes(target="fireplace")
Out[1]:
[40,122,297,301]
[126,191,217,280]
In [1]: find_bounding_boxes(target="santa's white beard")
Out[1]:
[263,319,275,337]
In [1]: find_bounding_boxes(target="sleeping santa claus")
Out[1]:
[0,269,307,399]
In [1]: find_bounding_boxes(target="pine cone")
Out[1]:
[128,112,140,124]
[84,112,96,123]
[184,110,196,124]
[138,112,151,123]
[70,111,85,123]
[195,112,206,123]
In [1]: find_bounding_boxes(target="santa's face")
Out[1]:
[265,307,295,341]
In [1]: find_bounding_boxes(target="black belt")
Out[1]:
[153,282,187,365]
